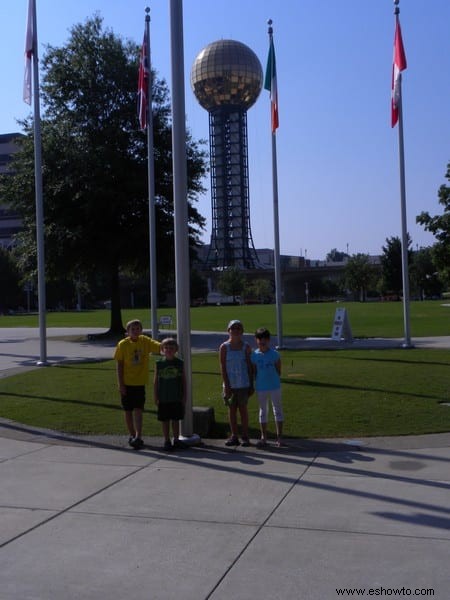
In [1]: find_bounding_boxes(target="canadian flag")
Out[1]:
[137,32,149,130]
[391,17,407,128]
[23,0,35,105]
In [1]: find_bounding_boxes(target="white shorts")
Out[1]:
[256,389,283,423]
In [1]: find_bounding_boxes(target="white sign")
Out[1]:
[159,315,173,328]
[331,307,353,342]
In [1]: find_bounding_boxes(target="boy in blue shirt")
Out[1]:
[250,327,285,448]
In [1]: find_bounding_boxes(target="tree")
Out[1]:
[245,278,273,303]
[0,16,207,333]
[409,246,443,299]
[344,253,374,301]
[326,248,348,262]
[0,248,22,311]
[380,235,412,296]
[217,267,245,302]
[416,162,450,286]
[190,269,208,303]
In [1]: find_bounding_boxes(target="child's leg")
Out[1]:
[134,408,144,439]
[162,420,170,442]
[260,421,268,440]
[275,420,283,439]
[270,390,284,441]
[228,404,238,437]
[172,419,180,440]
[124,411,135,437]
[238,404,249,439]
[258,391,268,440]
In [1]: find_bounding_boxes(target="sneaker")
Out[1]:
[130,437,144,449]
[225,436,240,447]
[240,437,251,447]
[163,440,173,451]
[173,439,187,449]
[256,438,267,448]
[275,439,288,448]
[128,436,134,447]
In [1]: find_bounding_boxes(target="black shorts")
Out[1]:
[121,385,146,411]
[157,402,185,422]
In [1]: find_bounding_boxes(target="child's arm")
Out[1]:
[252,361,257,383]
[219,344,231,396]
[116,360,126,396]
[153,367,159,405]
[181,367,186,406]
[245,344,254,395]
[275,356,281,377]
[143,335,161,355]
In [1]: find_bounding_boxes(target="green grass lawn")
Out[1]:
[1,300,449,337]
[1,349,449,439]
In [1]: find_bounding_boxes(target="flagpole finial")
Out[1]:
[145,6,150,21]
[394,0,400,15]
[267,19,273,36]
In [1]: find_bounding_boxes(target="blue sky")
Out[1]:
[1,0,449,260]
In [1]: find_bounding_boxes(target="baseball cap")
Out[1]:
[227,319,243,330]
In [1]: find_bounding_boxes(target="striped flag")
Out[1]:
[391,17,407,128]
[264,36,279,132]
[137,31,149,130]
[23,0,35,104]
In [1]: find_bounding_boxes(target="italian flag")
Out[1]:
[264,37,279,133]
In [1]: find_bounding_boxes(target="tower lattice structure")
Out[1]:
[191,39,263,269]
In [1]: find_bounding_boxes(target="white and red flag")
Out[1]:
[23,0,35,104]
[137,32,149,130]
[264,36,279,133]
[391,17,407,127]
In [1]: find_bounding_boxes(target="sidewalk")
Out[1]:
[1,328,449,598]
[1,426,449,599]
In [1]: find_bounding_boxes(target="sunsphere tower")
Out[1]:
[191,39,263,269]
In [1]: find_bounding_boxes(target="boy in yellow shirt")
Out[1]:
[114,319,161,449]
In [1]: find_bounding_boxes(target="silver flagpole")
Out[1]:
[169,0,198,441]
[144,7,158,339]
[271,131,283,348]
[31,1,47,365]
[395,1,411,348]
[267,20,283,349]
[397,80,411,347]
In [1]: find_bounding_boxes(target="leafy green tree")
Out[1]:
[245,278,273,303]
[409,246,443,299]
[217,267,245,301]
[190,269,208,303]
[344,253,375,301]
[0,247,22,311]
[380,235,412,296]
[416,162,450,286]
[326,248,348,262]
[0,16,207,333]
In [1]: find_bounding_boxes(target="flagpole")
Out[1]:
[267,19,283,349]
[169,0,198,442]
[144,7,159,340]
[394,0,411,348]
[30,0,47,365]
